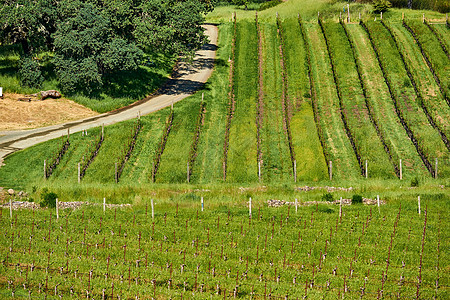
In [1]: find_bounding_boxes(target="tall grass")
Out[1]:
[322,21,395,179]
[259,21,292,182]
[227,20,258,183]
[346,24,429,179]
[364,21,449,178]
[306,22,361,180]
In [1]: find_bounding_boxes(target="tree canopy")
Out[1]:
[0,0,213,92]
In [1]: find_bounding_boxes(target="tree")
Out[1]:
[53,2,143,93]
[134,0,213,57]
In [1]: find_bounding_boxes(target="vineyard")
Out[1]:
[0,194,448,298]
[0,2,450,299]
[2,14,450,187]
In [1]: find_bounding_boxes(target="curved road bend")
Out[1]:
[0,25,218,166]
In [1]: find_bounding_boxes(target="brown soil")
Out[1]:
[0,93,98,131]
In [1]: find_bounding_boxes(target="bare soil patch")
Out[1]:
[0,93,98,131]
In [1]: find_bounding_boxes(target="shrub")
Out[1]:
[19,56,44,88]
[372,0,392,13]
[352,194,363,204]
[322,193,333,202]
[410,176,419,187]
[40,189,57,208]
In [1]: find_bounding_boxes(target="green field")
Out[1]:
[1,189,448,298]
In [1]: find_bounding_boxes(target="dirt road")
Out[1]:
[0,25,218,166]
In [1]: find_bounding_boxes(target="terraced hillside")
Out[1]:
[1,16,449,189]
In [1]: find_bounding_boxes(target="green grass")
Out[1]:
[390,23,450,142]
[192,23,232,184]
[306,22,360,180]
[346,24,429,179]
[322,21,396,179]
[260,21,292,182]
[155,101,202,183]
[227,20,258,183]
[0,187,448,298]
[365,21,450,178]
[280,18,328,182]
[404,20,450,101]
[431,23,450,53]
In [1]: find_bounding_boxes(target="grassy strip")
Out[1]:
[424,20,449,59]
[192,24,231,184]
[154,101,204,184]
[403,20,450,105]
[150,111,174,182]
[318,19,364,176]
[390,23,450,150]
[296,16,329,181]
[45,136,70,179]
[306,22,360,180]
[431,24,450,55]
[227,20,258,183]
[222,14,237,181]
[117,112,169,184]
[323,20,396,179]
[362,21,448,178]
[79,130,104,180]
[187,101,206,181]
[258,21,292,182]
[346,24,428,179]
[277,16,296,179]
[256,13,264,167]
[281,17,328,182]
[115,119,142,183]
[341,21,399,178]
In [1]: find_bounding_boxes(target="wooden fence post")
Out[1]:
[10,198,12,219]
[249,197,252,217]
[56,198,59,220]
[365,160,368,179]
[201,197,204,212]
[44,160,47,179]
[115,163,118,183]
[418,196,421,215]
[67,128,70,141]
[347,3,350,23]
[151,199,154,219]
[435,158,438,179]
[377,195,380,214]
[339,197,342,219]
[258,161,261,182]
[187,162,190,183]
[399,159,403,180]
[78,163,81,184]
[294,160,297,183]
[102,124,104,139]
[381,12,383,20]
[103,198,106,214]
[329,161,333,181]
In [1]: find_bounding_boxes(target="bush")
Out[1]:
[19,56,44,88]
[410,176,419,187]
[40,188,58,208]
[322,193,334,202]
[352,194,363,204]
[372,0,392,13]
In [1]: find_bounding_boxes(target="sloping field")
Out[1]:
[1,16,449,188]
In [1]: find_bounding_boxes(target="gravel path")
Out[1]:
[0,25,218,166]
